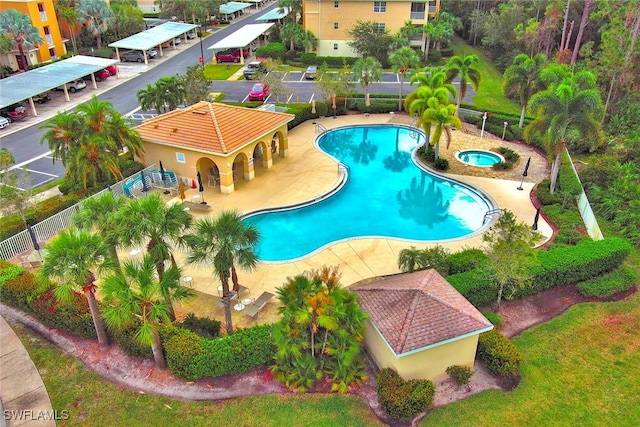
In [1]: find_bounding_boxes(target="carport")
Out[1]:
[0,55,118,114]
[109,22,198,64]
[219,2,251,21]
[255,8,289,22]
[207,23,274,65]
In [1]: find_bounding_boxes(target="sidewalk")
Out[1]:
[0,315,55,427]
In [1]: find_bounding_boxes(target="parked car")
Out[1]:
[243,61,266,80]
[146,49,158,58]
[33,92,51,104]
[120,50,146,62]
[0,116,10,129]
[304,65,318,80]
[186,31,197,40]
[248,83,269,101]
[82,69,110,82]
[55,79,87,93]
[104,64,118,76]
[216,48,250,63]
[173,37,182,45]
[0,104,28,122]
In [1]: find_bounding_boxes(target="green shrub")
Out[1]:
[354,101,397,113]
[192,324,275,379]
[498,146,520,163]
[376,368,435,420]
[446,365,475,388]
[492,161,511,170]
[108,320,154,359]
[434,158,449,171]
[447,248,488,275]
[554,225,589,246]
[255,42,285,60]
[180,313,221,339]
[482,311,502,327]
[0,215,27,241]
[576,266,637,298]
[0,264,39,311]
[447,268,497,307]
[30,289,97,339]
[417,144,435,162]
[477,329,522,377]
[161,325,207,381]
[536,180,563,206]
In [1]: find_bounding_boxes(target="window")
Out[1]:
[44,26,53,45]
[176,153,186,163]
[373,1,386,13]
[334,1,339,8]
[48,47,56,60]
[38,3,47,21]
[374,23,386,34]
[333,43,338,50]
[410,2,426,19]
[334,22,339,30]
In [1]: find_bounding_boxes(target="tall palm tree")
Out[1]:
[503,53,547,128]
[74,191,128,266]
[185,210,260,335]
[408,85,454,158]
[115,194,192,293]
[38,229,113,347]
[67,134,121,189]
[302,30,318,53]
[136,83,165,113]
[102,256,185,369]
[404,68,457,113]
[525,70,603,193]
[352,56,383,107]
[39,112,83,167]
[398,246,428,272]
[0,9,43,71]
[281,22,304,51]
[55,5,79,53]
[421,97,462,159]
[76,0,115,49]
[445,54,482,115]
[389,47,421,111]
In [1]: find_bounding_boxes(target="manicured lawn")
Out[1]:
[422,292,640,426]
[203,64,243,80]
[14,324,383,427]
[450,37,520,115]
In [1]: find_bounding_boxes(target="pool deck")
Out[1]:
[166,113,553,327]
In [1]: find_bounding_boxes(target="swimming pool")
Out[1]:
[244,125,494,262]
[455,149,504,167]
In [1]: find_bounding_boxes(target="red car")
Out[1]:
[248,83,269,101]
[82,69,110,82]
[216,48,250,63]
[104,64,118,76]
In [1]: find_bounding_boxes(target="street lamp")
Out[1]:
[502,121,508,140]
[480,112,487,138]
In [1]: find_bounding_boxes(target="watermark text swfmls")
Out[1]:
[3,410,70,421]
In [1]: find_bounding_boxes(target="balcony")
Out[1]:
[410,12,425,20]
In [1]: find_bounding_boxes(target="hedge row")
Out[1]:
[376,368,435,420]
[576,266,637,298]
[477,329,522,377]
[447,238,632,307]
[162,324,275,381]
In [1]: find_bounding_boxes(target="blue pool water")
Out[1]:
[245,125,494,262]
[456,149,504,167]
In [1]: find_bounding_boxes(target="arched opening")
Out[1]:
[196,157,221,189]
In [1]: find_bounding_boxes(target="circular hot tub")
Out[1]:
[455,149,505,167]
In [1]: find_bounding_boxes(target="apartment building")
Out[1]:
[0,0,67,71]
[302,0,440,57]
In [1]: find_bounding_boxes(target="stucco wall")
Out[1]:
[364,319,480,382]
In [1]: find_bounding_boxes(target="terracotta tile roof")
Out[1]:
[351,270,493,355]
[134,102,295,155]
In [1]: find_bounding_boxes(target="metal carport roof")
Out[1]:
[256,8,288,21]
[219,2,251,15]
[0,56,118,109]
[207,23,274,51]
[108,22,198,51]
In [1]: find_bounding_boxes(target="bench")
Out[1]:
[182,201,212,212]
[244,291,274,319]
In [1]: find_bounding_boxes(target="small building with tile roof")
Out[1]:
[134,101,295,194]
[351,269,493,382]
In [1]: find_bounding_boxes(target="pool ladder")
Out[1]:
[482,208,502,225]
[315,123,327,134]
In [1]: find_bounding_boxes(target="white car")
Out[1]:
[55,80,87,93]
[174,37,182,45]
[186,32,197,40]
[0,116,10,129]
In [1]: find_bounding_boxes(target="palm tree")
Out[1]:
[137,76,185,113]
[445,54,482,115]
[302,30,318,53]
[398,246,428,272]
[185,210,260,335]
[136,83,165,113]
[39,112,83,167]
[525,70,603,193]
[503,53,547,128]
[421,97,462,159]
[281,22,304,51]
[38,229,113,347]
[55,4,78,53]
[115,194,193,318]
[67,134,121,189]
[403,68,457,113]
[102,256,185,369]
[389,47,421,111]
[74,191,128,266]
[76,0,115,49]
[0,9,43,71]
[352,56,383,107]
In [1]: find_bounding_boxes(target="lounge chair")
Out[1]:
[214,285,248,308]
[244,291,274,319]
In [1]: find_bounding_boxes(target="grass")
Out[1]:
[422,291,640,426]
[13,323,383,427]
[203,64,243,80]
[450,36,520,115]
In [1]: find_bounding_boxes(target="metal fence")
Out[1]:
[0,164,156,261]
[565,149,604,240]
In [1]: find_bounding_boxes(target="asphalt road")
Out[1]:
[0,1,475,189]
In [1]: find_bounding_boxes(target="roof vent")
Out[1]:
[192,110,208,115]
